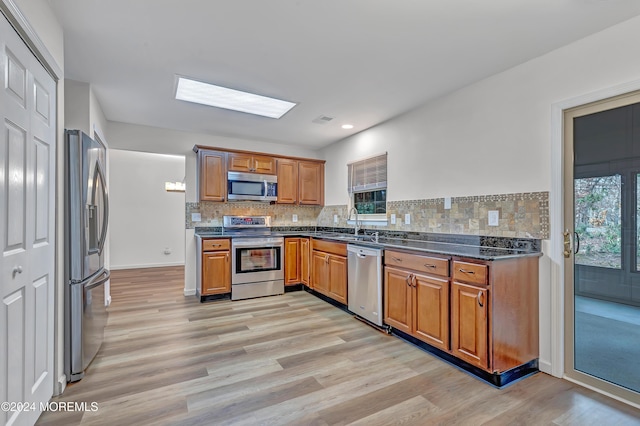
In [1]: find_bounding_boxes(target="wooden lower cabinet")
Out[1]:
[383,267,413,334]
[451,281,488,369]
[201,250,230,295]
[301,238,310,286]
[284,237,310,286]
[311,241,347,305]
[384,266,449,351]
[385,252,539,375]
[284,238,301,285]
[414,274,450,350]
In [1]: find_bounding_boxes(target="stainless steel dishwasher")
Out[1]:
[347,244,384,327]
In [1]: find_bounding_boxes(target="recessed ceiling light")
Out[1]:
[175,76,296,119]
[341,124,354,129]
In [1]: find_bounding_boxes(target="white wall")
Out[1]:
[320,15,640,376]
[109,150,186,269]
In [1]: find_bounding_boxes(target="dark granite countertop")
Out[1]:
[195,228,541,261]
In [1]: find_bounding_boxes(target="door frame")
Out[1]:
[551,80,640,408]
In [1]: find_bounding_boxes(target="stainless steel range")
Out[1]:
[224,216,284,300]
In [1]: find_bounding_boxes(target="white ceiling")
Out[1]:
[49,0,640,150]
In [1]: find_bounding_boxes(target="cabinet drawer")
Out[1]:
[385,250,449,277]
[452,261,488,285]
[311,238,347,256]
[202,238,230,251]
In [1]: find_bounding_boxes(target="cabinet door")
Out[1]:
[328,255,347,305]
[227,153,254,172]
[414,273,449,351]
[253,155,276,174]
[301,238,310,286]
[228,153,276,174]
[284,238,301,285]
[383,267,413,334]
[298,161,324,205]
[451,282,489,369]
[202,251,230,295]
[311,251,328,294]
[199,150,226,201]
[277,159,298,204]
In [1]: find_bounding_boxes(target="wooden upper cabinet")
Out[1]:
[277,159,298,204]
[298,161,324,205]
[199,150,227,202]
[228,152,276,174]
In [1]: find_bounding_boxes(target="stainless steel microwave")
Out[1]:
[227,171,277,201]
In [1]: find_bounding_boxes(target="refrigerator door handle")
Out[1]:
[96,159,109,255]
[85,268,110,291]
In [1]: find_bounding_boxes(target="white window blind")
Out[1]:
[347,153,387,193]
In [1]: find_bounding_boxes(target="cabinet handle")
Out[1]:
[459,268,475,274]
[412,275,417,287]
[424,263,436,269]
[405,274,412,286]
[211,244,221,247]
[325,255,329,264]
[392,257,403,262]
[226,253,229,262]
[477,291,484,307]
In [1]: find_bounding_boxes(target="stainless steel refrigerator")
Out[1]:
[64,129,110,382]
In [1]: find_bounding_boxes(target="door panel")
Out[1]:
[451,282,488,369]
[564,93,640,403]
[0,14,57,425]
[414,274,449,350]
[383,267,412,334]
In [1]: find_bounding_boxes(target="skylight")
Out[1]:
[175,77,296,119]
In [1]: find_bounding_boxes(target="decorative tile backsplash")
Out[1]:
[317,192,549,239]
[186,191,549,239]
[186,202,322,228]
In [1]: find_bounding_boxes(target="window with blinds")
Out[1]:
[348,153,387,215]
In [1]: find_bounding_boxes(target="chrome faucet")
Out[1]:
[348,207,360,235]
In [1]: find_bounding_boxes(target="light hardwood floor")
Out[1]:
[37,266,640,425]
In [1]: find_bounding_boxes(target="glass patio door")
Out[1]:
[564,94,640,405]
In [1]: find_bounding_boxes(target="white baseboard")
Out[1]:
[184,288,196,296]
[109,262,185,270]
[538,359,553,375]
[56,374,66,395]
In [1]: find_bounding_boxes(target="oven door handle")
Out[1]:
[232,242,284,248]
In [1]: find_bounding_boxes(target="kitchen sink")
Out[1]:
[317,233,376,243]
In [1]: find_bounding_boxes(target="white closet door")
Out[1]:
[0,12,56,426]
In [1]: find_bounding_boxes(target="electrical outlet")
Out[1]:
[488,210,499,226]
[292,214,298,222]
[191,213,201,222]
[390,214,396,225]
[444,197,452,209]
[334,214,338,224]
[404,214,411,225]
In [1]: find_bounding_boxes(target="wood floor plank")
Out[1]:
[36,266,640,426]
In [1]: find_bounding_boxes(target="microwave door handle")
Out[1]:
[263,180,267,198]
[96,160,109,255]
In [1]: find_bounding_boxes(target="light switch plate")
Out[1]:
[334,214,338,224]
[488,210,499,226]
[390,214,396,225]
[404,214,411,225]
[191,213,201,222]
[292,214,298,222]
